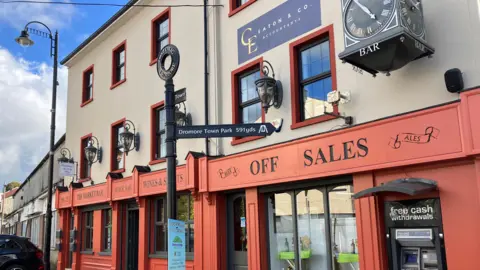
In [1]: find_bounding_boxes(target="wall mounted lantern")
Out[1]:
[255,60,283,113]
[57,148,74,163]
[175,102,192,126]
[84,136,102,165]
[119,120,140,156]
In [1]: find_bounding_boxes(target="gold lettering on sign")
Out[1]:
[241,28,258,55]
[114,184,132,193]
[142,175,185,189]
[77,190,104,200]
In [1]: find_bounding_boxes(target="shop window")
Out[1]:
[150,101,166,164]
[290,25,338,130]
[233,196,247,251]
[150,8,170,65]
[231,58,265,145]
[81,65,94,107]
[229,0,257,17]
[111,41,127,89]
[50,211,57,250]
[79,134,92,180]
[151,194,194,258]
[111,119,125,172]
[102,209,112,252]
[30,217,40,247]
[266,184,358,270]
[82,211,94,251]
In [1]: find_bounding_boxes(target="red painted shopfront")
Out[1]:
[56,88,480,270]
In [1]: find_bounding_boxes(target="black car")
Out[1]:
[0,235,44,270]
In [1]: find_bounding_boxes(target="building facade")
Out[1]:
[2,187,19,234]
[6,135,66,269]
[56,0,480,270]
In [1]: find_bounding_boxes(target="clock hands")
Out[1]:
[408,0,421,10]
[353,0,376,19]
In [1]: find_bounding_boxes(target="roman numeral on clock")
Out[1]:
[347,16,353,23]
[381,9,390,17]
[350,23,357,33]
[367,27,373,34]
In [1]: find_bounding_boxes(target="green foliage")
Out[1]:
[5,181,20,191]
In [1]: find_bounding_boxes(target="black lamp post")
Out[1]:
[157,44,180,221]
[15,21,58,270]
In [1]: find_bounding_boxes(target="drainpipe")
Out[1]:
[204,0,210,156]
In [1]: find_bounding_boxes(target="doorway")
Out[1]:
[67,212,74,268]
[126,203,139,270]
[227,193,248,270]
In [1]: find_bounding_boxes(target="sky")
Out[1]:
[0,0,128,185]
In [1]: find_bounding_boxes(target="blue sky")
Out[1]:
[0,0,128,185]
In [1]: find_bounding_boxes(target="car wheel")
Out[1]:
[6,265,26,270]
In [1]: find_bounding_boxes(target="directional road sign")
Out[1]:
[176,123,279,139]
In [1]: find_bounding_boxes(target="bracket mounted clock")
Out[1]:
[338,0,435,76]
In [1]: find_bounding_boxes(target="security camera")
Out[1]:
[327,91,351,105]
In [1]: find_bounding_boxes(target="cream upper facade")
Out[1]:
[62,0,480,185]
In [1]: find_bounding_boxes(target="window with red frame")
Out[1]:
[80,136,91,179]
[111,121,125,171]
[152,12,169,61]
[237,68,262,124]
[82,211,93,251]
[113,44,126,84]
[153,106,166,160]
[296,37,332,121]
[82,66,93,104]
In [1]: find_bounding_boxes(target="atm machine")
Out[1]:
[385,199,447,270]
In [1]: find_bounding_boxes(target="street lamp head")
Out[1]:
[15,30,34,47]
[84,136,102,165]
[119,120,140,156]
[254,60,283,113]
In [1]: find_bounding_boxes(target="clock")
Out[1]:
[399,0,425,38]
[344,0,396,39]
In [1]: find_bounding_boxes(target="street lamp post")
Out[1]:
[15,21,59,270]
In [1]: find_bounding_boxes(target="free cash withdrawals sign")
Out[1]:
[168,219,186,270]
[237,0,321,64]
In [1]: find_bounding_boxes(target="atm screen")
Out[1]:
[404,253,418,264]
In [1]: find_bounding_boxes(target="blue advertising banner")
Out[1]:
[237,0,322,64]
[168,219,186,270]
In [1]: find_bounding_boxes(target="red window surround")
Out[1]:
[79,133,92,183]
[111,40,127,90]
[229,0,257,17]
[150,8,171,66]
[230,57,266,146]
[110,118,126,173]
[81,64,94,107]
[150,101,166,165]
[289,24,338,130]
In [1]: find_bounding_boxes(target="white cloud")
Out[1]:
[0,0,76,30]
[0,47,67,182]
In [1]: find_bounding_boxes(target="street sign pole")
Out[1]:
[157,45,181,222]
[165,77,177,220]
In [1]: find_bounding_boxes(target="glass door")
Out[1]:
[266,183,358,270]
[227,193,248,270]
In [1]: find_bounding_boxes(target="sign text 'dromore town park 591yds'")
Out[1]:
[176,123,279,139]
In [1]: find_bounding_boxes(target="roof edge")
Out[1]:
[60,0,139,65]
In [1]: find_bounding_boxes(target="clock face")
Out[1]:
[399,0,425,37]
[345,0,396,39]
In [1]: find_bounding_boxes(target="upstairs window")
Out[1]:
[229,0,256,16]
[81,65,94,106]
[82,211,94,251]
[80,134,92,180]
[111,41,126,89]
[151,9,170,65]
[111,119,125,172]
[290,25,338,129]
[150,102,166,164]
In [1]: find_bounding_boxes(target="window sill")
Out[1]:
[80,251,94,255]
[110,79,127,90]
[98,251,112,256]
[149,159,166,165]
[149,58,157,66]
[78,177,91,183]
[81,98,93,108]
[110,168,125,174]
[291,114,338,130]
[231,135,264,146]
[229,0,257,17]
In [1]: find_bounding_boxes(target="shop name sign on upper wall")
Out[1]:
[237,0,321,64]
